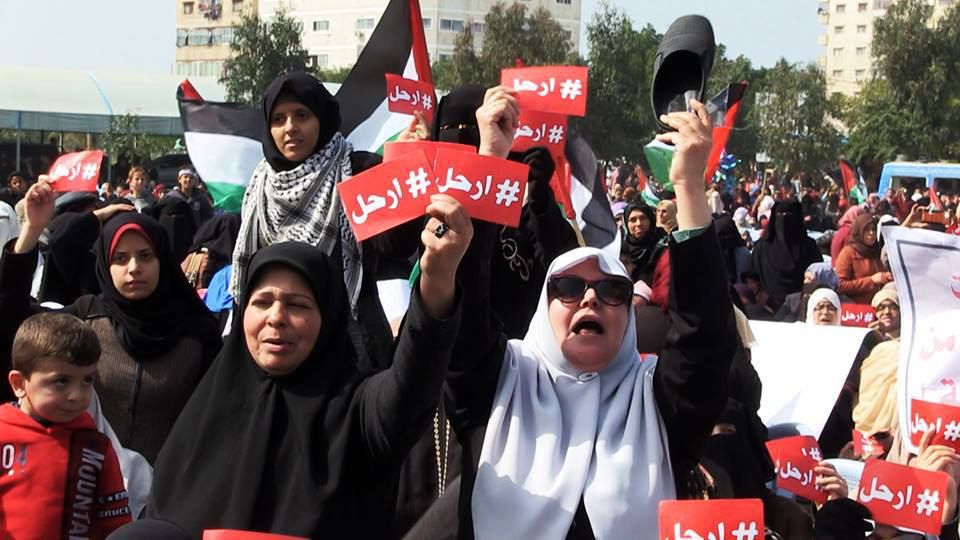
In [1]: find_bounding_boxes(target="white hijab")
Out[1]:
[806,288,841,326]
[0,200,19,248]
[473,247,674,540]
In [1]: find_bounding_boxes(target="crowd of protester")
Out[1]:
[0,68,958,540]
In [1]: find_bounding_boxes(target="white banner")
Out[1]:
[751,321,870,438]
[883,226,960,454]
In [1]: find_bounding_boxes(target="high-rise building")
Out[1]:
[175,0,581,78]
[175,0,258,77]
[818,0,954,96]
[257,0,582,71]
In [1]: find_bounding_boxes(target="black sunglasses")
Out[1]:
[547,275,633,307]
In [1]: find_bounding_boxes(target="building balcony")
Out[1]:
[817,34,829,46]
[818,12,829,25]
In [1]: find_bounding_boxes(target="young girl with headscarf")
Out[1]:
[231,71,420,371]
[835,214,892,305]
[1,179,221,465]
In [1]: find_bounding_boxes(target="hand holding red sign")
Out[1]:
[909,399,960,452]
[433,149,528,228]
[337,149,435,242]
[48,150,103,192]
[501,66,589,117]
[658,499,764,540]
[765,435,828,504]
[511,110,568,154]
[385,74,437,123]
[203,530,306,540]
[858,458,950,534]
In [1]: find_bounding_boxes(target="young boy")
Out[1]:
[1,312,132,538]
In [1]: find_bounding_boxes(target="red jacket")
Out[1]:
[834,245,885,304]
[0,403,131,539]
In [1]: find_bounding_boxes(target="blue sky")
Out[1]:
[0,0,823,73]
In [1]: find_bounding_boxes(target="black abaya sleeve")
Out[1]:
[355,280,463,459]
[0,244,42,402]
[524,199,579,274]
[652,224,738,490]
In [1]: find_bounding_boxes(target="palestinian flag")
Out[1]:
[177,81,263,213]
[839,159,867,204]
[567,129,619,257]
[642,83,748,191]
[929,186,945,212]
[338,0,433,153]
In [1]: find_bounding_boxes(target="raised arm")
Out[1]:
[356,195,471,458]
[651,100,738,481]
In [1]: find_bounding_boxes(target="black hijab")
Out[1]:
[94,212,217,359]
[150,195,197,263]
[188,212,241,261]
[147,242,372,537]
[620,201,664,279]
[431,84,484,147]
[749,201,822,303]
[261,71,341,172]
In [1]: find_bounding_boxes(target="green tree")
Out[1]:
[221,7,308,106]
[314,65,353,84]
[754,61,841,173]
[575,1,659,167]
[102,114,178,163]
[846,0,960,161]
[433,2,573,91]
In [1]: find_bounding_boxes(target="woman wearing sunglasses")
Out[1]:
[439,88,738,539]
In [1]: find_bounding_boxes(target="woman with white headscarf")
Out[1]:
[805,288,842,326]
[441,90,737,539]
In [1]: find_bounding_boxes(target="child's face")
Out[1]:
[10,359,97,423]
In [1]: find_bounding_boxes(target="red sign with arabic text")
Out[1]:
[385,74,437,123]
[383,141,475,167]
[658,499,764,540]
[765,435,827,503]
[433,149,528,228]
[511,110,568,154]
[858,459,949,535]
[908,398,960,451]
[501,66,589,117]
[337,149,434,242]
[840,304,877,328]
[204,531,306,540]
[48,150,103,192]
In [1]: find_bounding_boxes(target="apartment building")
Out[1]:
[175,0,259,77]
[256,0,581,71]
[818,0,955,96]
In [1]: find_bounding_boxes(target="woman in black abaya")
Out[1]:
[141,196,471,538]
[748,200,822,308]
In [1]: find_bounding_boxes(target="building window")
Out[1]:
[422,18,431,29]
[855,69,866,81]
[188,28,212,46]
[873,0,891,9]
[836,4,846,12]
[316,54,329,69]
[857,24,867,33]
[232,0,242,12]
[440,18,464,32]
[313,20,329,31]
[834,25,844,33]
[564,29,573,40]
[832,69,844,77]
[211,27,234,45]
[556,0,572,4]
[858,2,868,11]
[438,52,452,61]
[940,0,952,5]
[856,46,867,56]
[356,18,375,30]
[833,47,843,56]
[183,2,194,14]
[472,21,484,33]
[177,28,189,47]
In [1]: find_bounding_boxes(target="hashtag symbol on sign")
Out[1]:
[559,79,582,100]
[422,94,433,110]
[405,168,431,198]
[916,489,941,516]
[732,521,759,540]
[944,420,960,441]
[81,163,98,180]
[547,125,564,145]
[495,180,521,207]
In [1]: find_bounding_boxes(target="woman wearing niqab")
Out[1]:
[748,201,822,307]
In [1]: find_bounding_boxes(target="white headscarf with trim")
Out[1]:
[806,288,842,326]
[472,246,674,539]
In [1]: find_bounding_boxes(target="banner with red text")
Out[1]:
[48,150,103,192]
[857,460,949,535]
[501,66,589,117]
[385,74,437,123]
[658,499,764,540]
[882,226,960,454]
